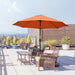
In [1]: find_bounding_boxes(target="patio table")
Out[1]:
[17,51,31,65]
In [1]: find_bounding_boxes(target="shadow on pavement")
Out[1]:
[0,48,7,75]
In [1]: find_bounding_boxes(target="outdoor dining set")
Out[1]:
[16,45,59,71]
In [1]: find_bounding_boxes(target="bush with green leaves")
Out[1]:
[44,40,58,46]
[44,41,50,45]
[0,37,3,43]
[0,36,6,44]
[13,36,17,45]
[17,38,27,44]
[10,36,13,43]
[2,38,6,45]
[24,38,27,43]
[49,40,58,46]
[6,36,10,46]
[20,38,25,44]
[27,35,31,44]
[60,36,71,45]
[17,39,20,44]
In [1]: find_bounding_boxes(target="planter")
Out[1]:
[24,46,27,50]
[6,45,11,49]
[13,45,17,49]
[4,46,7,49]
[1,45,5,48]
[62,44,70,50]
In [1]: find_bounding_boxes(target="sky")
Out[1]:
[0,0,75,34]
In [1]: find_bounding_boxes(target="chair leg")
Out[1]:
[31,56,32,61]
[38,64,40,71]
[38,66,40,71]
[17,54,19,61]
[21,55,22,65]
[35,61,37,67]
[54,67,56,71]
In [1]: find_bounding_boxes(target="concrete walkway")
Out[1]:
[0,48,75,75]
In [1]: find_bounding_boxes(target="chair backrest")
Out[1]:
[28,47,40,56]
[37,52,43,56]
[52,50,59,57]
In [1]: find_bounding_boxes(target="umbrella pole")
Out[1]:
[39,20,41,51]
[39,28,41,51]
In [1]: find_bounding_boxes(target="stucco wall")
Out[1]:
[28,24,75,45]
[28,28,39,45]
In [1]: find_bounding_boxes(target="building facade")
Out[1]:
[28,24,75,45]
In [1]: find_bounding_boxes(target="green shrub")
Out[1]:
[60,36,71,45]
[24,38,27,43]
[49,40,58,46]
[17,39,20,44]
[13,36,17,45]
[44,41,49,45]
[44,40,58,46]
[27,35,31,44]
[17,38,27,44]
[20,38,25,44]
[10,36,13,43]
[6,36,10,46]
[2,38,6,45]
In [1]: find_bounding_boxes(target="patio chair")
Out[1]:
[35,54,56,71]
[28,46,40,62]
[52,50,60,67]
[28,43,45,57]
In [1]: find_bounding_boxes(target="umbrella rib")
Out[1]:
[49,21,59,28]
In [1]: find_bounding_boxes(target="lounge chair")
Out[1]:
[35,54,56,71]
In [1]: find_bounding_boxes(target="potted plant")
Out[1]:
[1,44,5,48]
[44,41,50,49]
[1,36,6,48]
[24,46,27,50]
[49,40,58,46]
[49,40,58,49]
[6,36,11,49]
[27,35,31,47]
[20,38,25,49]
[60,36,71,50]
[13,36,17,49]
[24,38,27,49]
[1,38,6,48]
[44,40,58,50]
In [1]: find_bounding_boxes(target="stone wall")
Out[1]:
[28,24,75,45]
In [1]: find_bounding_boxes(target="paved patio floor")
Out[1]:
[0,48,75,75]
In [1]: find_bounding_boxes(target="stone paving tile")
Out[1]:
[0,48,75,75]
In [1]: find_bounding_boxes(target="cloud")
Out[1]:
[6,0,24,14]
[0,0,23,13]
[0,0,10,6]
[11,1,23,13]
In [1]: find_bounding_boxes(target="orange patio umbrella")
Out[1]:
[13,15,68,50]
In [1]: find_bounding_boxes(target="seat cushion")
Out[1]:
[35,56,40,62]
[30,44,35,47]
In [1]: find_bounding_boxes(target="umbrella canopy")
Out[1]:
[13,15,68,29]
[13,15,68,51]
